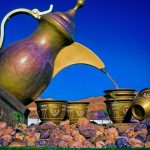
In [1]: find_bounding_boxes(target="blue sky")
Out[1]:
[0,0,150,100]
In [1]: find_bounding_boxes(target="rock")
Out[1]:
[49,129,64,142]
[145,141,150,148]
[125,128,136,138]
[135,128,148,135]
[15,133,25,141]
[147,135,150,142]
[105,127,119,144]
[2,140,9,146]
[0,122,7,130]
[115,137,130,148]
[57,140,68,148]
[77,117,90,127]
[27,124,38,133]
[106,143,117,148]
[71,129,80,137]
[26,137,37,146]
[65,126,72,135]
[40,129,50,139]
[79,124,96,138]
[135,133,147,143]
[2,127,13,135]
[9,141,27,147]
[95,141,106,148]
[134,123,147,132]
[47,140,58,147]
[69,141,83,148]
[128,138,144,148]
[82,140,95,148]
[38,121,56,131]
[90,134,105,144]
[142,118,150,128]
[33,132,40,140]
[2,135,12,143]
[74,134,86,143]
[61,134,73,143]
[35,140,48,147]
[94,125,105,136]
[70,124,77,130]
[59,120,70,126]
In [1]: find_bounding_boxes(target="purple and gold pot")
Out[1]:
[0,0,105,105]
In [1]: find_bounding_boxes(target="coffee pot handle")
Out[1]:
[0,5,53,49]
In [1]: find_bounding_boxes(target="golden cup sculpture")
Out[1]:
[132,88,150,121]
[66,102,89,124]
[35,100,67,124]
[104,89,136,123]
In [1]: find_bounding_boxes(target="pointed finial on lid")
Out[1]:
[74,0,85,11]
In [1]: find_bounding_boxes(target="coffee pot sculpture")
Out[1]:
[0,0,105,105]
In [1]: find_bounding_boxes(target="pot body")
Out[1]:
[104,89,135,123]
[66,102,89,124]
[132,88,150,121]
[35,100,67,124]
[0,19,71,105]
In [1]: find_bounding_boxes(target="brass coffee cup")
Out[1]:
[35,100,67,124]
[132,88,150,121]
[105,100,133,123]
[104,89,136,123]
[66,102,89,124]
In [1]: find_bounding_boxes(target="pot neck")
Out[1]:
[29,20,72,55]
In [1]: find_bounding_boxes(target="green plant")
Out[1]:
[13,111,23,124]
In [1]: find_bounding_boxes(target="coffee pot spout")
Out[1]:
[52,42,105,78]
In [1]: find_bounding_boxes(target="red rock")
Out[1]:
[105,127,119,144]
[61,134,73,142]
[145,142,150,148]
[69,141,83,148]
[0,122,7,130]
[58,140,68,148]
[96,141,106,148]
[82,140,95,148]
[27,124,38,133]
[125,128,136,138]
[90,134,106,144]
[59,120,70,126]
[2,135,12,143]
[135,129,147,135]
[49,129,64,142]
[33,132,40,140]
[79,124,96,138]
[77,117,90,127]
[38,121,56,130]
[9,141,27,147]
[27,137,37,146]
[128,138,144,148]
[74,134,86,143]
[71,129,80,137]
[2,127,13,135]
[15,133,25,141]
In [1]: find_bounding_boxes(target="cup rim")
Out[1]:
[104,88,135,93]
[35,100,68,103]
[104,100,133,103]
[67,101,90,104]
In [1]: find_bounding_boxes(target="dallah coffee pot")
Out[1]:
[0,0,105,105]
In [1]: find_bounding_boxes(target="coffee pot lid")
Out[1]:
[41,0,85,42]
